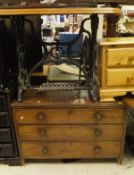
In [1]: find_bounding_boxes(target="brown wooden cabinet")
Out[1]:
[12,90,126,164]
[98,37,134,101]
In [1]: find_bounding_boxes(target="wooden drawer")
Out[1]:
[0,95,7,111]
[107,48,134,67]
[20,141,121,159]
[14,109,124,124]
[107,68,134,86]
[0,129,12,142]
[18,124,123,141]
[0,144,14,157]
[0,112,10,127]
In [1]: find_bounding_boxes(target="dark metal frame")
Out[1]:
[12,13,99,102]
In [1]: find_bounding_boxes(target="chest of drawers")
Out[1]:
[98,37,134,101]
[12,90,127,164]
[0,90,20,165]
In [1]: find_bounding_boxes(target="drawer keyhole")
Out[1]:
[94,128,102,137]
[94,145,101,153]
[42,147,48,154]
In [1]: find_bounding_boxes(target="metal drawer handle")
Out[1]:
[94,112,103,121]
[94,128,102,137]
[36,112,46,121]
[39,128,47,136]
[42,146,48,154]
[94,145,101,153]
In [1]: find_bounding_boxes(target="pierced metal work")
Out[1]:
[39,82,82,91]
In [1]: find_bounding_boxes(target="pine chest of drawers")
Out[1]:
[12,90,127,164]
[98,37,134,101]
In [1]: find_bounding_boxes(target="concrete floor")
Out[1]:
[0,148,134,175]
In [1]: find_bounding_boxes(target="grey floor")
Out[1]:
[0,148,134,175]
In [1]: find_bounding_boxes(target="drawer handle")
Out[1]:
[94,146,101,153]
[94,112,103,121]
[36,112,46,121]
[0,146,2,152]
[42,146,48,154]
[128,56,134,65]
[126,76,134,84]
[39,128,47,136]
[94,128,102,137]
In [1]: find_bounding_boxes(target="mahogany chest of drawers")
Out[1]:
[98,37,134,101]
[12,90,127,164]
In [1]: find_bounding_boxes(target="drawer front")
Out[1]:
[0,129,12,142]
[21,141,121,159]
[107,48,134,67]
[107,68,134,86]
[0,95,7,111]
[18,125,123,141]
[0,112,10,127]
[0,144,13,157]
[15,109,124,124]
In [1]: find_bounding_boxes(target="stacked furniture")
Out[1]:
[1,0,134,164]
